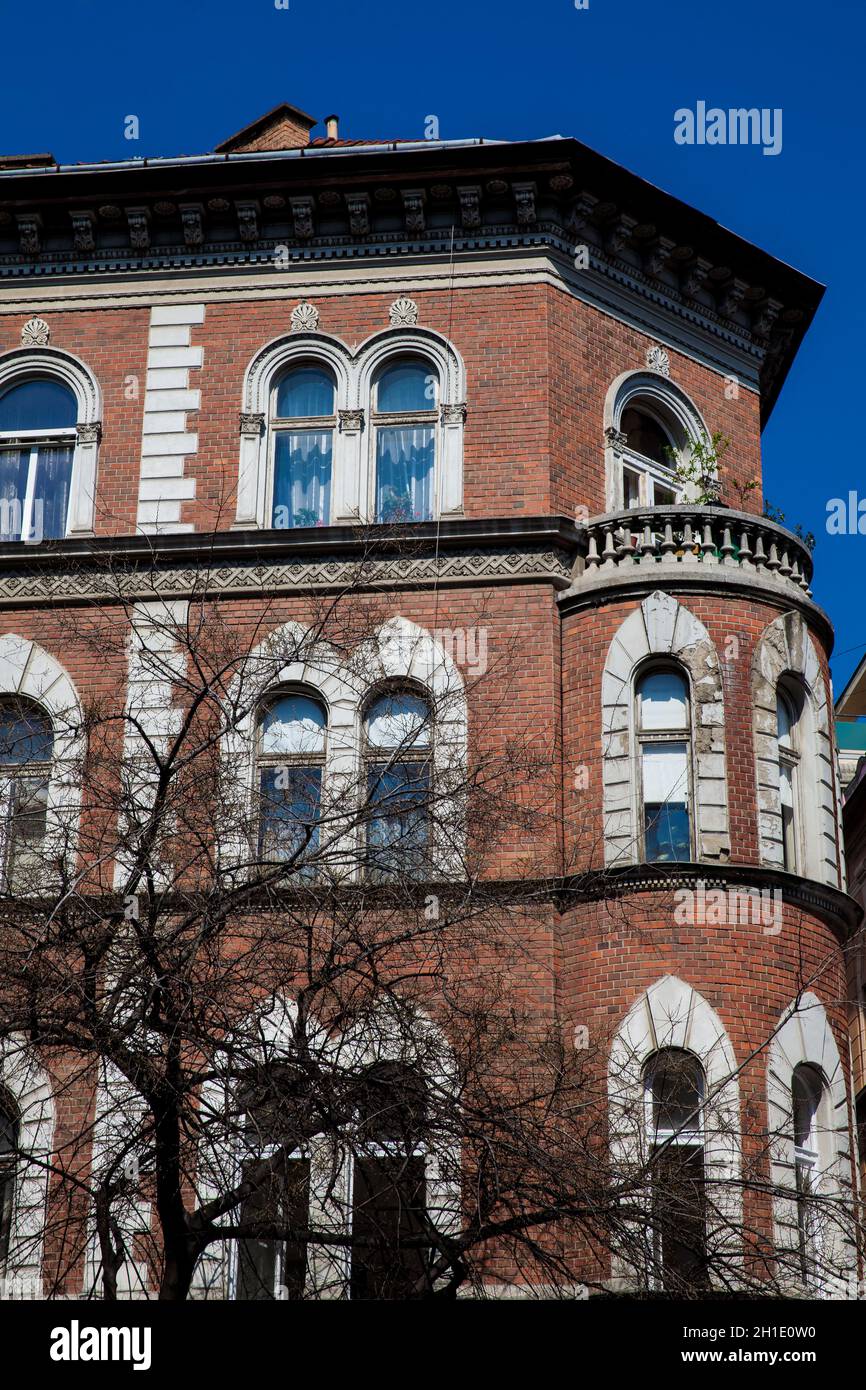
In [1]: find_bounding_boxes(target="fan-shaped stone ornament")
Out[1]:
[290,301,320,333]
[646,344,671,376]
[389,297,419,327]
[21,317,50,346]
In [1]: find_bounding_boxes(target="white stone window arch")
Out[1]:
[236,326,466,530]
[193,993,460,1301]
[601,591,730,866]
[0,1036,55,1296]
[0,346,102,538]
[0,633,85,888]
[355,328,467,523]
[767,992,856,1293]
[608,975,742,1292]
[236,333,353,531]
[603,369,709,512]
[751,612,840,887]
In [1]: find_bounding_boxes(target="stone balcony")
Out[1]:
[558,503,822,616]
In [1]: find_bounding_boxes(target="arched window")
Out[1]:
[644,1049,707,1291]
[235,1064,311,1300]
[0,697,54,891]
[363,689,432,880]
[0,1087,19,1268]
[619,404,679,509]
[0,378,77,541]
[269,364,335,529]
[255,692,327,871]
[776,682,802,872]
[371,358,437,523]
[635,667,692,863]
[792,1064,826,1284]
[350,1061,430,1299]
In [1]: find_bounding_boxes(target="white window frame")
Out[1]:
[0,349,102,539]
[603,370,709,514]
[266,366,337,530]
[254,685,328,867]
[634,662,694,864]
[776,684,802,873]
[0,700,53,892]
[368,358,440,524]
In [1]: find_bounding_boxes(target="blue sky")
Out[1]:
[2,0,862,688]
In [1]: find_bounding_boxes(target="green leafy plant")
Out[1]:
[762,499,816,552]
[665,431,731,505]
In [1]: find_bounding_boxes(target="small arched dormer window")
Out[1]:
[0,696,54,892]
[363,688,432,879]
[255,691,327,871]
[0,378,77,542]
[619,404,680,509]
[635,666,692,863]
[269,364,336,530]
[776,680,803,873]
[644,1048,708,1291]
[371,358,438,523]
[0,1086,19,1268]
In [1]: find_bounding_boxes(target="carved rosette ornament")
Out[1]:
[646,345,671,377]
[389,297,419,327]
[239,412,265,439]
[21,317,50,347]
[290,301,320,334]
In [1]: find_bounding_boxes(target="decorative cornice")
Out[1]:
[0,516,582,606]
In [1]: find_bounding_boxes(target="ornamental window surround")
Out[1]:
[0,349,102,540]
[237,328,466,531]
[0,696,54,893]
[604,370,709,513]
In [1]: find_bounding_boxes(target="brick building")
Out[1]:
[0,102,860,1299]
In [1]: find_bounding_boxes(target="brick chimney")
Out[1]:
[214,102,317,154]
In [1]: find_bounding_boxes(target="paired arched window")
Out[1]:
[0,378,77,542]
[644,1048,707,1291]
[0,1087,19,1268]
[363,688,433,880]
[791,1063,827,1284]
[0,696,54,891]
[776,681,803,872]
[269,365,336,530]
[371,358,437,523]
[254,691,327,870]
[635,666,692,863]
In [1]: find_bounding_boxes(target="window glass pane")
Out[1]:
[649,1051,703,1135]
[623,468,641,508]
[0,1097,18,1155]
[0,449,30,542]
[776,692,794,748]
[0,379,77,432]
[350,1155,428,1300]
[32,445,73,541]
[639,671,688,731]
[651,1145,707,1292]
[357,1063,427,1145]
[236,1157,310,1301]
[376,426,434,522]
[621,406,672,466]
[643,741,689,862]
[259,695,326,757]
[6,775,50,888]
[653,484,677,507]
[364,693,430,749]
[375,360,435,413]
[0,703,53,765]
[366,762,429,879]
[273,367,334,419]
[258,766,322,864]
[793,1067,821,1151]
[272,431,332,528]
